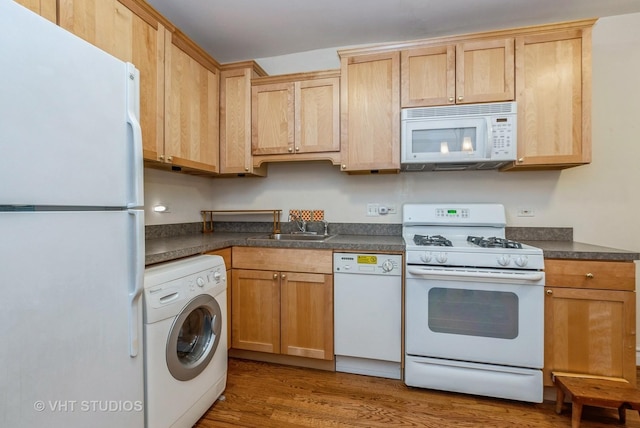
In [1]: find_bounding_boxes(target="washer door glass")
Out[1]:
[166,294,222,381]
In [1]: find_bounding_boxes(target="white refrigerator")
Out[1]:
[0,2,145,427]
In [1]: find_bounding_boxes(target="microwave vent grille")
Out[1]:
[403,102,516,120]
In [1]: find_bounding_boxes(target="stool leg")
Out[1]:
[617,404,628,424]
[571,402,583,428]
[556,387,565,414]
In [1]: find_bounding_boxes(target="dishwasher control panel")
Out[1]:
[334,253,402,275]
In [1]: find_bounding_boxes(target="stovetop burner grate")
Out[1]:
[467,236,523,249]
[413,234,453,247]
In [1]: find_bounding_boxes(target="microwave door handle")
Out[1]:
[485,118,493,158]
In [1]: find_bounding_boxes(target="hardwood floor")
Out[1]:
[195,359,640,428]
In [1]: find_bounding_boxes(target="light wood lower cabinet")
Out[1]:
[231,247,334,360]
[543,259,636,387]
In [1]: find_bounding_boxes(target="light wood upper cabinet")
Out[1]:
[251,71,340,167]
[219,62,268,176]
[231,247,334,361]
[164,29,220,173]
[59,0,221,175]
[503,24,593,170]
[339,51,400,173]
[543,259,636,387]
[14,0,56,22]
[401,38,514,107]
[58,0,166,165]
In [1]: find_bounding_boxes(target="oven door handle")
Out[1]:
[407,266,544,282]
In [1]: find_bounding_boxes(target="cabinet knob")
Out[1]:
[295,147,300,152]
[273,273,278,279]
[341,164,346,169]
[457,96,463,101]
[518,158,524,163]
[288,147,293,152]
[586,272,594,279]
[244,167,249,172]
[167,156,173,162]
[281,274,286,279]
[448,97,454,103]
[546,289,553,295]
[159,155,164,161]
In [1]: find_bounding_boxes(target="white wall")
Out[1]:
[143,13,640,359]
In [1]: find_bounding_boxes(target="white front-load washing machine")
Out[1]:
[144,254,227,428]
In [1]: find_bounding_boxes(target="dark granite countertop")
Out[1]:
[145,223,639,266]
[145,232,405,265]
[523,240,640,262]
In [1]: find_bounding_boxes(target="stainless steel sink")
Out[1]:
[250,233,335,241]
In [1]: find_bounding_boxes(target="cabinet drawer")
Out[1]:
[545,259,635,291]
[232,247,332,274]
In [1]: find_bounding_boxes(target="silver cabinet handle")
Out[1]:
[586,273,594,279]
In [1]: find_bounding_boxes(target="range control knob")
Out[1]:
[497,255,511,266]
[381,260,394,273]
[514,256,529,267]
[196,277,205,287]
[213,271,222,282]
[420,252,432,263]
[435,253,448,264]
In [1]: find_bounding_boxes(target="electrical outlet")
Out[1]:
[366,203,379,216]
[517,208,535,217]
[387,205,398,214]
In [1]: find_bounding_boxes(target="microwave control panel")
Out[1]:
[490,116,516,159]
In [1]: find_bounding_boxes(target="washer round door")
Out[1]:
[166,294,222,381]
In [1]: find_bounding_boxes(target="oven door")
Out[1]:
[405,266,544,368]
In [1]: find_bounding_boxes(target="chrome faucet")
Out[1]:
[289,212,307,233]
[321,219,329,236]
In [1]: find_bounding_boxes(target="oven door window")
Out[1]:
[428,288,518,339]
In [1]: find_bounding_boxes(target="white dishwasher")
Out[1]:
[333,253,403,379]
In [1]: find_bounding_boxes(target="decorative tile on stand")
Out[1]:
[313,210,324,221]
[301,210,312,222]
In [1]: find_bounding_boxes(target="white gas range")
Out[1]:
[403,203,545,403]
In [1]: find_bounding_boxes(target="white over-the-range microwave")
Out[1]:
[401,101,517,171]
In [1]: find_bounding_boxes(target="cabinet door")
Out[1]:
[252,82,295,156]
[58,0,165,163]
[280,272,333,360]
[401,45,455,107]
[511,29,591,168]
[544,287,636,386]
[165,30,220,173]
[219,67,266,176]
[231,269,280,353]
[340,52,400,172]
[456,38,514,104]
[14,0,56,22]
[296,78,340,153]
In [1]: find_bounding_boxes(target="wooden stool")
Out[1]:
[553,374,640,428]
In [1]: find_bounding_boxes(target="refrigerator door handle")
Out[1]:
[126,62,144,209]
[128,209,145,357]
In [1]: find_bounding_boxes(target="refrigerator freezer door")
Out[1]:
[0,211,145,428]
[0,2,143,208]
